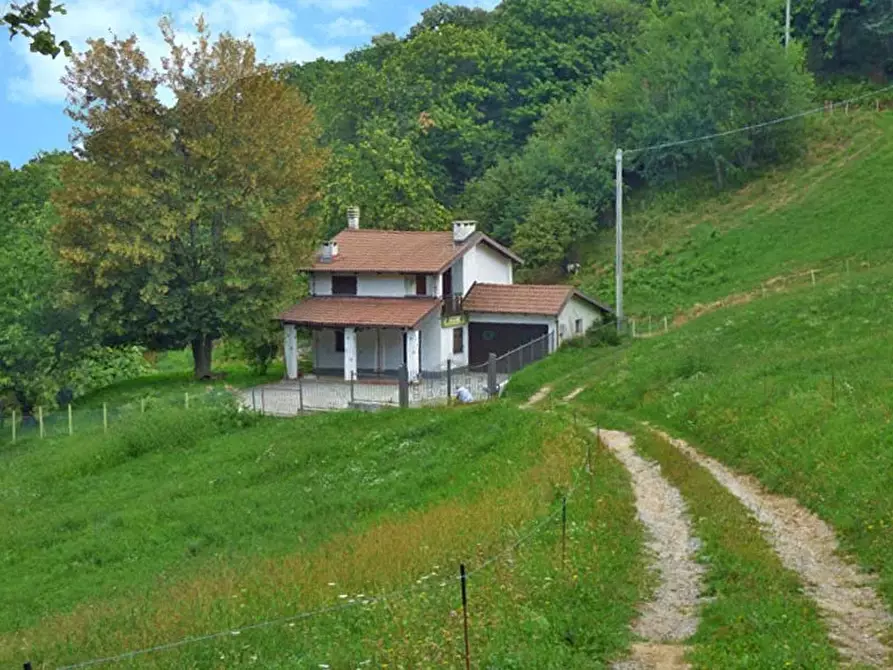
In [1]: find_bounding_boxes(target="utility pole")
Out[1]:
[615,148,624,331]
[784,0,791,48]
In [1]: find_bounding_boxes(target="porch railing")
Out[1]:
[442,294,464,317]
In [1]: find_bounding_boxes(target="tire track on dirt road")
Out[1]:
[655,429,893,667]
[597,429,704,670]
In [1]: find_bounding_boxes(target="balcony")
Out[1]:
[442,294,464,317]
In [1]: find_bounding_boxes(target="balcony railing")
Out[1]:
[442,294,464,318]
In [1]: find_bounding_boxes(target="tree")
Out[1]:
[513,193,594,269]
[794,0,893,77]
[492,0,644,142]
[53,19,328,379]
[322,123,450,235]
[603,0,815,185]
[2,0,71,57]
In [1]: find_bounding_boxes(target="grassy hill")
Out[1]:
[577,110,893,319]
[0,402,647,668]
[4,110,893,669]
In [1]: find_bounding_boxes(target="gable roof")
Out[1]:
[306,229,522,274]
[464,283,613,317]
[279,297,441,329]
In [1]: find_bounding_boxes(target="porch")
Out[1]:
[279,297,442,383]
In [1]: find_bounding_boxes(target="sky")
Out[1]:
[0,0,499,167]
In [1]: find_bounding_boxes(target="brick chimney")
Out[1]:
[347,206,360,230]
[452,220,477,243]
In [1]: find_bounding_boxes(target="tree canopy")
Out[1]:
[53,19,327,379]
[2,1,71,57]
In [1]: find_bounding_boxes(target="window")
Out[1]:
[335,329,345,353]
[453,327,464,354]
[574,319,583,335]
[415,274,427,296]
[332,275,357,295]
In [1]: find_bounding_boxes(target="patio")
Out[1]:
[241,370,500,416]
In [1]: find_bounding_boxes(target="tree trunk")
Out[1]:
[192,335,214,380]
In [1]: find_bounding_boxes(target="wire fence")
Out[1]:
[0,389,230,447]
[41,443,592,670]
[627,254,888,339]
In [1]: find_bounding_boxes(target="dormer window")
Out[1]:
[415,274,427,296]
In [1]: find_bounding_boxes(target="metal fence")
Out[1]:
[243,329,564,415]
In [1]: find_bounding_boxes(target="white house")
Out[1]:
[279,210,612,381]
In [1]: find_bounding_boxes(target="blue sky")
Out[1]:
[0,0,498,167]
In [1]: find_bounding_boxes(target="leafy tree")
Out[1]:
[408,3,492,38]
[794,0,893,77]
[53,19,327,379]
[2,0,71,57]
[603,0,815,185]
[0,153,99,409]
[513,193,595,269]
[322,124,449,234]
[492,0,644,141]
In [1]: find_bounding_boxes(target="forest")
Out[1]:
[1,0,890,411]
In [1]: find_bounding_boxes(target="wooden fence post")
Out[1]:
[103,403,108,433]
[487,353,498,398]
[298,376,304,413]
[185,392,190,410]
[11,409,16,444]
[68,404,73,436]
[38,406,44,439]
[446,359,452,403]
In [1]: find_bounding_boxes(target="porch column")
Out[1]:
[406,328,420,382]
[284,324,298,380]
[344,327,358,381]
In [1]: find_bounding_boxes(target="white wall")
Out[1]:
[557,298,605,345]
[313,329,342,369]
[418,310,441,372]
[358,274,407,297]
[312,272,333,296]
[311,272,417,297]
[380,329,403,371]
[470,244,513,287]
[314,327,407,373]
[459,248,474,295]
[440,323,469,369]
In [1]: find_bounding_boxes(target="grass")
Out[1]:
[513,261,893,616]
[633,429,837,668]
[0,402,647,668]
[577,110,893,318]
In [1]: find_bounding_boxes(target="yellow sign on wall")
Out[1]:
[441,315,468,328]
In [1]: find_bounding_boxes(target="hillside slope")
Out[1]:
[578,110,893,318]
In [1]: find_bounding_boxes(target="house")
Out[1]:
[279,209,612,382]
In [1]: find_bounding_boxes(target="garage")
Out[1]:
[468,322,548,367]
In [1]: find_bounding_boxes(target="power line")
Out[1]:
[626,84,893,156]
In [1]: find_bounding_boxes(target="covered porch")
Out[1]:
[279,297,441,382]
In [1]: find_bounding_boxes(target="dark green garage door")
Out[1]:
[469,322,548,367]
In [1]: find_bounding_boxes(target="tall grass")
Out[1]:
[0,405,646,667]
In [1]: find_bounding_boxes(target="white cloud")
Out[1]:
[297,0,369,11]
[6,0,343,104]
[322,16,375,39]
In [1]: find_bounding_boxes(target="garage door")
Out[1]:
[469,323,548,367]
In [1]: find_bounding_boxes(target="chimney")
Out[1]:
[347,206,360,230]
[319,241,339,263]
[452,220,477,243]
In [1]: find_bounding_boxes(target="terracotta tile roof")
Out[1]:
[464,283,613,317]
[307,229,522,273]
[280,297,441,329]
